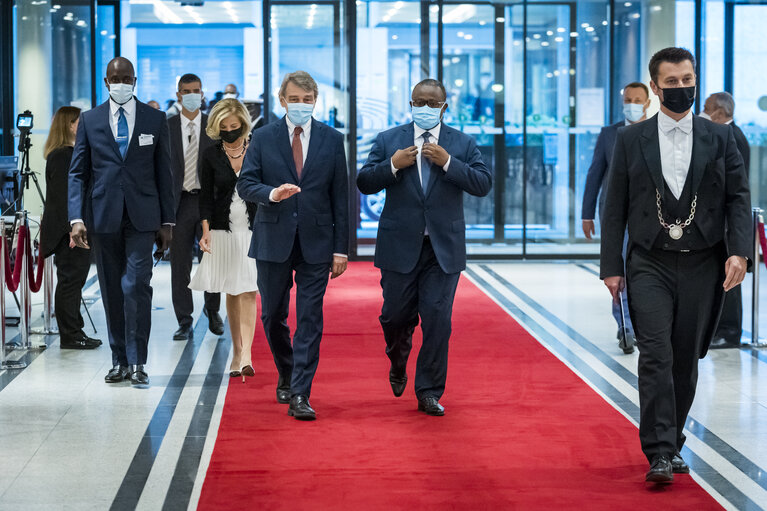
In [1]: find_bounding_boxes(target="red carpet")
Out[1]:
[198,262,722,510]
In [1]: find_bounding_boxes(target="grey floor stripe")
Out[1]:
[162,325,230,511]
[0,317,57,393]
[465,266,759,510]
[110,314,210,511]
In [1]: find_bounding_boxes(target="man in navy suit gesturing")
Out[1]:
[237,71,349,421]
[69,57,175,386]
[358,79,492,416]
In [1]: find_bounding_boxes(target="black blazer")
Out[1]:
[581,121,622,221]
[199,143,256,231]
[600,114,751,279]
[732,123,750,175]
[168,113,215,211]
[40,146,74,258]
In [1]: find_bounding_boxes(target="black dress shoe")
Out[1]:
[204,309,225,336]
[671,452,689,474]
[617,329,635,354]
[61,337,99,350]
[389,370,407,397]
[417,397,445,416]
[646,456,674,483]
[709,337,741,350]
[83,335,103,346]
[130,365,149,386]
[173,325,193,341]
[276,374,291,404]
[288,395,316,420]
[105,365,130,383]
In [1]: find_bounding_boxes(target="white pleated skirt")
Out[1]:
[189,228,258,296]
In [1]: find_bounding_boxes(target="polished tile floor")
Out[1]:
[0,261,765,510]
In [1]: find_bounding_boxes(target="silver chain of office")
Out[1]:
[655,189,697,240]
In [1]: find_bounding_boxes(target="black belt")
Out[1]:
[183,189,200,195]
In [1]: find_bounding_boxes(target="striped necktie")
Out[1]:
[420,131,432,192]
[116,107,129,159]
[183,123,199,191]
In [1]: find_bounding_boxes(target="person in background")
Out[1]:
[189,99,258,380]
[701,92,751,350]
[147,100,161,110]
[168,73,224,341]
[40,106,102,350]
[166,98,182,118]
[223,84,239,100]
[582,82,651,354]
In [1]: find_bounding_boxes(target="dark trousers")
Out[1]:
[715,285,742,343]
[170,191,220,328]
[380,238,460,400]
[626,244,723,463]
[52,234,91,342]
[91,215,156,366]
[257,234,330,397]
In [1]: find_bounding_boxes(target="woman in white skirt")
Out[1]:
[190,99,259,380]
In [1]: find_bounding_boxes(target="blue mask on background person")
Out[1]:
[181,93,202,112]
[412,105,442,130]
[623,103,645,123]
[109,83,134,104]
[286,102,314,126]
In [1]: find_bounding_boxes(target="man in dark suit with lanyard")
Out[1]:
[601,47,751,483]
[357,79,492,416]
[69,57,175,386]
[168,73,223,341]
[701,92,751,350]
[237,71,349,421]
[582,82,650,354]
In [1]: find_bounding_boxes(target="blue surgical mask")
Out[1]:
[181,93,202,112]
[623,103,645,123]
[286,102,314,126]
[412,105,442,130]
[109,83,134,105]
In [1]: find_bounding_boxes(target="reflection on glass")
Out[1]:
[96,5,117,106]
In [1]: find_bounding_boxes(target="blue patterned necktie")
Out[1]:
[116,107,129,159]
[420,131,432,192]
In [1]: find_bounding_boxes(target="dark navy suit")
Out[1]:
[237,117,348,397]
[357,122,492,400]
[69,98,174,366]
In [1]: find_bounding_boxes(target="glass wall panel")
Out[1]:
[96,4,117,105]
[701,0,724,99]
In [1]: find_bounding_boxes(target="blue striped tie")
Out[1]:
[116,107,129,159]
[420,132,432,193]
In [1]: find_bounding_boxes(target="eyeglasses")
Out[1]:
[411,100,445,109]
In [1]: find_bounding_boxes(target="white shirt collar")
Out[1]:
[658,109,693,135]
[725,119,733,125]
[110,96,136,117]
[180,110,201,130]
[414,122,441,141]
[286,115,312,138]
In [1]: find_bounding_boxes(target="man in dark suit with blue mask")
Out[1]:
[358,79,492,416]
[237,71,349,421]
[582,82,650,354]
[69,57,175,386]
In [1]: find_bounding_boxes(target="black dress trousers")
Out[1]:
[52,234,92,342]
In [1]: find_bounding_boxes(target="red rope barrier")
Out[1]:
[4,227,27,292]
[25,232,44,293]
[758,221,767,271]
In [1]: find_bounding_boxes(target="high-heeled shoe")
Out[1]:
[240,364,255,383]
[229,369,241,378]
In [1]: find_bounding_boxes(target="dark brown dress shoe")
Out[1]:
[276,374,291,404]
[389,370,407,397]
[173,325,193,341]
[417,397,445,416]
[288,395,316,421]
[130,365,149,386]
[105,365,130,383]
[671,452,689,474]
[204,309,225,336]
[646,456,673,483]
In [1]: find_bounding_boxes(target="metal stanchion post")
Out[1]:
[17,211,44,350]
[30,256,57,335]
[751,208,766,347]
[0,218,26,370]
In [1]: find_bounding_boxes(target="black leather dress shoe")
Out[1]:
[83,335,103,346]
[173,325,193,341]
[61,337,100,350]
[288,395,316,420]
[671,452,689,474]
[130,365,149,386]
[646,456,673,483]
[204,309,225,336]
[105,365,130,383]
[709,337,741,350]
[276,374,291,404]
[389,370,407,397]
[417,397,445,416]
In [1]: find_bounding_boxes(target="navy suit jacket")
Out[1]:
[581,121,623,221]
[236,117,349,264]
[357,122,492,274]
[68,99,175,233]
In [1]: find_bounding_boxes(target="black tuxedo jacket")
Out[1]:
[168,113,215,211]
[731,122,750,174]
[600,114,751,279]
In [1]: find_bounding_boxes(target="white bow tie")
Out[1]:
[659,113,692,135]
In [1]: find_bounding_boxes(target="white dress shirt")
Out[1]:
[390,123,451,177]
[109,96,136,144]
[180,111,202,191]
[657,110,693,200]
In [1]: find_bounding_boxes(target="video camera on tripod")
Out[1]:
[10,110,45,213]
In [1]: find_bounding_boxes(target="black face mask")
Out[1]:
[220,127,242,144]
[659,86,696,114]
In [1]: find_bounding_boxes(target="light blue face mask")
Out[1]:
[623,103,645,123]
[286,102,314,126]
[181,93,202,112]
[412,105,442,130]
[108,83,134,105]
